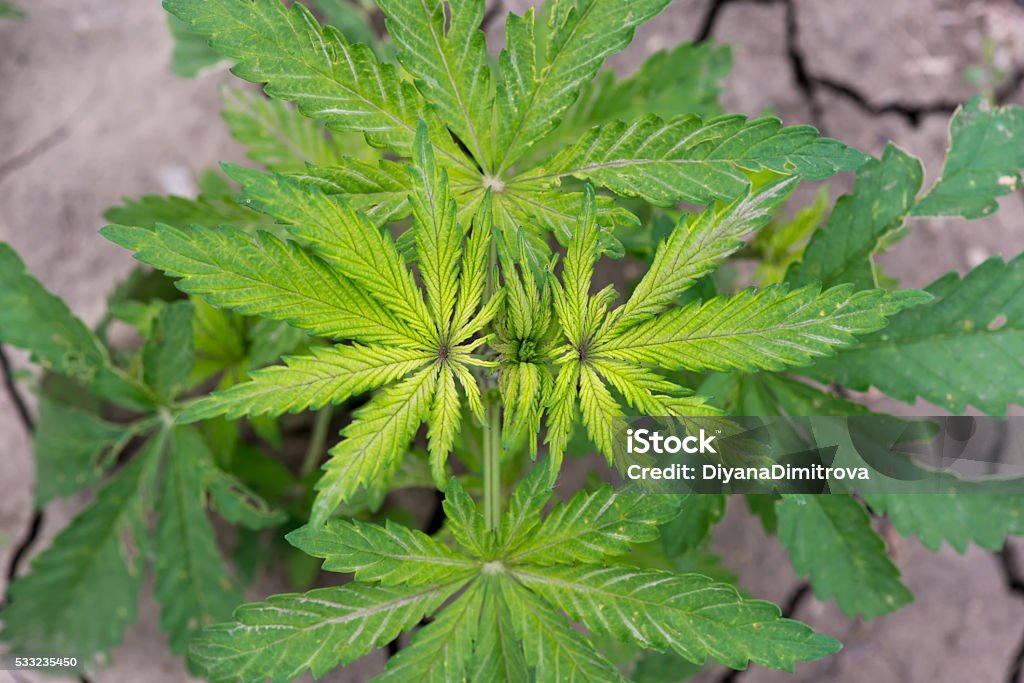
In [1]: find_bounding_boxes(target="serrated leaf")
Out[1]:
[1,431,164,659]
[295,158,412,224]
[527,114,866,207]
[661,494,726,557]
[313,363,439,524]
[204,463,287,530]
[612,179,794,333]
[155,428,242,655]
[443,476,490,559]
[505,484,679,565]
[552,184,600,346]
[189,581,464,683]
[182,343,433,421]
[578,362,623,459]
[370,581,483,683]
[221,86,349,172]
[471,576,530,682]
[143,300,195,401]
[410,125,463,332]
[595,284,907,373]
[499,576,626,682]
[807,255,1024,414]
[287,517,475,585]
[169,15,226,77]
[165,0,474,172]
[555,41,731,145]
[102,224,423,347]
[866,489,1024,554]
[428,363,461,487]
[913,96,1024,219]
[33,398,132,506]
[103,187,272,232]
[225,165,436,339]
[777,494,912,619]
[495,0,672,171]
[0,243,109,382]
[787,144,924,290]
[517,564,841,671]
[377,0,493,168]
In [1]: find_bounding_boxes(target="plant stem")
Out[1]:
[483,221,502,531]
[300,406,333,477]
[484,396,502,530]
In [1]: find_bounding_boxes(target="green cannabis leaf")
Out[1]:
[190,470,840,681]
[112,126,497,523]
[0,262,282,666]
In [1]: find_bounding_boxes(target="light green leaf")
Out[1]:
[164,0,474,171]
[313,364,438,524]
[377,0,493,167]
[410,124,462,332]
[101,224,422,347]
[787,144,924,290]
[428,363,461,487]
[143,300,195,401]
[443,476,490,559]
[611,179,794,333]
[155,428,242,655]
[495,0,672,172]
[778,494,913,619]
[517,564,841,671]
[295,158,412,224]
[103,185,272,232]
[287,518,476,585]
[221,86,349,172]
[913,96,1024,219]
[807,255,1024,414]
[182,343,433,421]
[543,358,580,465]
[1,432,164,659]
[527,114,866,206]
[225,165,435,339]
[189,581,464,683]
[552,184,599,346]
[578,362,623,460]
[596,284,912,373]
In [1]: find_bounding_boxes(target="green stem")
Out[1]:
[484,396,502,530]
[300,406,333,477]
[483,217,502,531]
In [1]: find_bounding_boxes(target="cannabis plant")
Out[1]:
[2,0,1023,681]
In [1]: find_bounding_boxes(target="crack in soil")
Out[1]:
[0,344,40,601]
[0,348,88,681]
[999,544,1024,683]
[0,125,71,184]
[694,0,1023,131]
